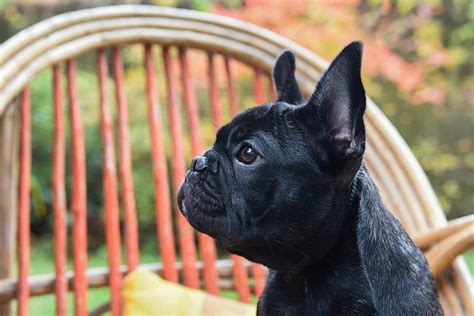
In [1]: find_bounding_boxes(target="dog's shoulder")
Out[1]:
[258,263,376,315]
[355,165,443,315]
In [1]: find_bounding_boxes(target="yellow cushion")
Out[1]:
[123,269,257,316]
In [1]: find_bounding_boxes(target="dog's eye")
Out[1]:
[237,145,259,164]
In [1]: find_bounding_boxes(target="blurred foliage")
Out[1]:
[0,0,472,245]
[214,0,473,219]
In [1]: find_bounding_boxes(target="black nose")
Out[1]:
[191,156,208,172]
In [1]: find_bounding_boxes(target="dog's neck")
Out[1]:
[308,166,362,265]
[300,170,362,275]
[258,165,442,315]
[261,169,373,313]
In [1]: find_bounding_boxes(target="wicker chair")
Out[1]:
[0,5,472,316]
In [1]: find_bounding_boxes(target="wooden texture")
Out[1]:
[144,44,179,283]
[52,64,68,316]
[17,88,31,316]
[97,48,123,316]
[0,260,249,303]
[162,46,200,290]
[67,59,89,316]
[178,47,220,295]
[0,5,472,315]
[112,46,140,272]
[0,97,20,316]
[224,57,239,117]
[426,224,474,278]
[415,214,474,249]
[207,53,224,130]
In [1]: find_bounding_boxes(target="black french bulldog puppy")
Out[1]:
[177,42,442,315]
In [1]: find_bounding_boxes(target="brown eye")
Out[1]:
[237,145,258,164]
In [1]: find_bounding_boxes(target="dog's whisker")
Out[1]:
[226,207,231,238]
[274,238,310,260]
[266,237,276,259]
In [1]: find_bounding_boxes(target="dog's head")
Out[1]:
[178,42,366,272]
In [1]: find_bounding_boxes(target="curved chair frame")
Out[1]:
[0,5,472,315]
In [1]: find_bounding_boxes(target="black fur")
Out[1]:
[178,41,442,315]
[273,50,304,105]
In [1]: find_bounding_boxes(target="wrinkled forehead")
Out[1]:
[215,103,284,147]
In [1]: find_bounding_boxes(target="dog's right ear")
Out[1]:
[273,50,304,104]
[301,41,366,163]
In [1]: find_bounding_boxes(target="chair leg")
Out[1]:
[0,98,20,316]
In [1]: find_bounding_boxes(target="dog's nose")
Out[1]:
[191,156,208,172]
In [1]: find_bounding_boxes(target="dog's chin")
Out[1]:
[226,243,302,272]
[177,184,226,239]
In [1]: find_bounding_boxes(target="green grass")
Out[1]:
[12,238,163,315]
[13,238,112,315]
[20,288,110,316]
[464,250,474,274]
[10,240,474,315]
[12,238,257,315]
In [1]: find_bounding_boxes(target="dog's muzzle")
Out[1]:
[177,151,225,224]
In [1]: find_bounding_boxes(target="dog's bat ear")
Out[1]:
[303,41,366,161]
[272,50,304,104]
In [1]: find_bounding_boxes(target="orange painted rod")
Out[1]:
[143,44,179,282]
[17,87,31,316]
[52,64,68,316]
[162,46,200,289]
[224,57,239,117]
[97,48,123,316]
[66,59,88,316]
[179,46,220,295]
[207,53,223,130]
[112,46,140,271]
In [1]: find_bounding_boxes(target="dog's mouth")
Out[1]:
[177,173,227,237]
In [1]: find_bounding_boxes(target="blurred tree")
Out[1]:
[214,0,473,219]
